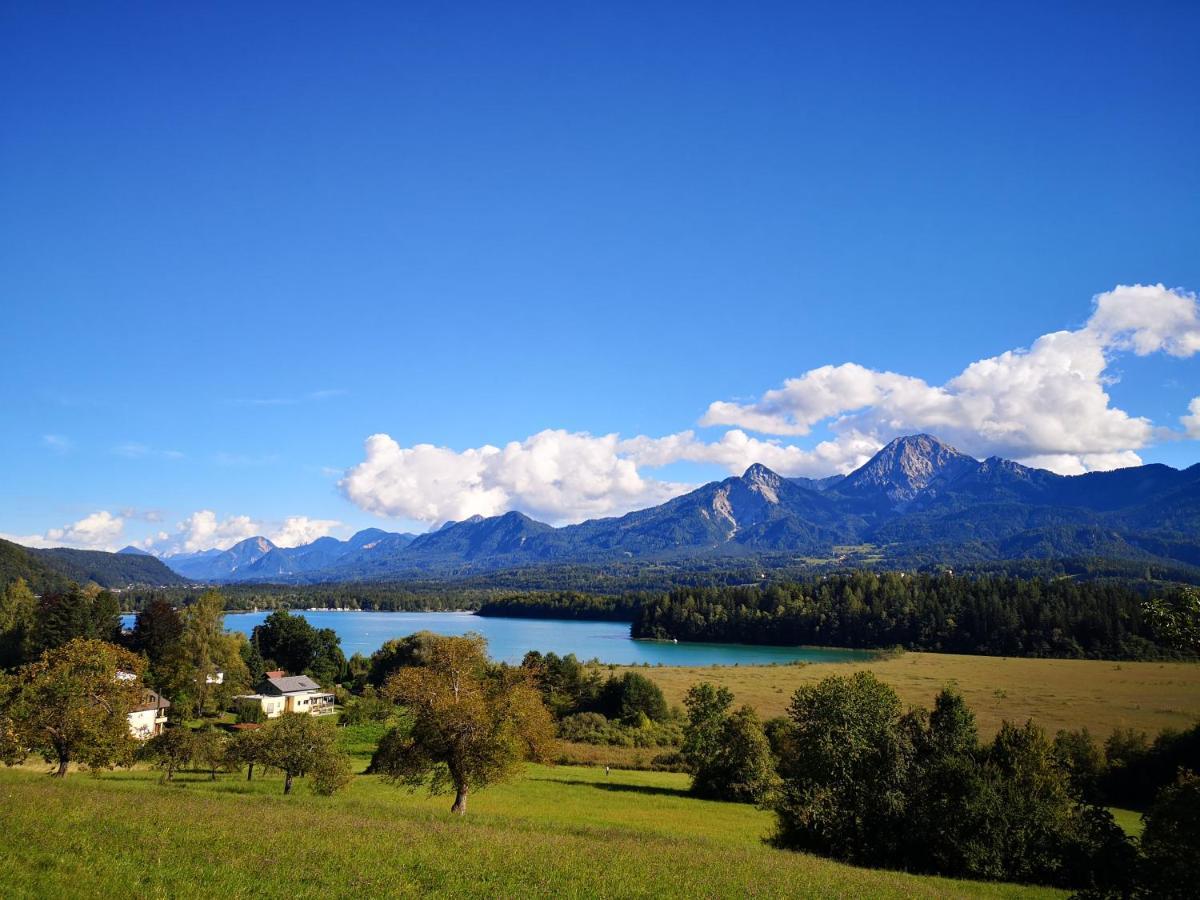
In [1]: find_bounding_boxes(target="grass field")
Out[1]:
[619,651,1200,738]
[0,729,1064,899]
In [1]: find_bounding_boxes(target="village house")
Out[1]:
[234,673,335,719]
[127,690,170,739]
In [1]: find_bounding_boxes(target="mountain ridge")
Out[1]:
[145,434,1200,583]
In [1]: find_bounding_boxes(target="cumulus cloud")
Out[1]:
[271,516,345,548]
[619,429,880,477]
[1183,397,1200,440]
[2,510,126,550]
[339,284,1200,526]
[700,284,1198,472]
[3,507,344,556]
[340,430,688,526]
[139,510,345,555]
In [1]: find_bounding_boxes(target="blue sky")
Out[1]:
[2,2,1198,552]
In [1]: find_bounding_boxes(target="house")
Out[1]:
[127,690,170,739]
[234,673,335,719]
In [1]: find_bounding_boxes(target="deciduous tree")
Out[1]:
[173,591,248,717]
[0,578,36,669]
[1,639,145,777]
[143,727,194,781]
[1139,770,1200,898]
[260,712,349,795]
[371,633,554,814]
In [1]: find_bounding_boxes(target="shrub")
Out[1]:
[599,672,668,725]
[236,702,265,725]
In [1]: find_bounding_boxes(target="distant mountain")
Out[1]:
[118,545,153,556]
[0,538,190,591]
[839,433,979,505]
[161,528,417,581]
[151,434,1200,583]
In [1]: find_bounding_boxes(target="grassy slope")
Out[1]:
[0,734,1061,899]
[622,651,1200,737]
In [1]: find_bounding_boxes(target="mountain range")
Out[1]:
[148,434,1200,583]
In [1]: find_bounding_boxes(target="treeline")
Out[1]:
[120,583,483,613]
[477,591,641,621]
[633,573,1198,660]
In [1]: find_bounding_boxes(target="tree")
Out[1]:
[367,631,441,687]
[520,651,602,718]
[1143,588,1200,654]
[31,587,95,654]
[192,727,230,781]
[773,672,913,862]
[599,672,668,725]
[0,578,36,669]
[143,727,194,781]
[251,610,345,686]
[371,633,554,814]
[1,639,145,777]
[1138,770,1200,898]
[1052,727,1106,802]
[129,599,184,679]
[173,591,248,717]
[90,590,122,644]
[694,705,777,803]
[228,726,268,781]
[260,712,350,795]
[682,682,733,786]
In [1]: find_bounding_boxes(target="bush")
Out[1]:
[339,689,392,726]
[599,672,668,725]
[557,711,681,748]
[236,702,265,725]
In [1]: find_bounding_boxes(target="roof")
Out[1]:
[261,675,323,695]
[130,690,170,713]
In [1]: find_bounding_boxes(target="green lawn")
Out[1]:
[0,745,1063,899]
[1107,807,1145,840]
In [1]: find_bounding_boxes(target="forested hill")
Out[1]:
[632,573,1198,660]
[0,539,190,591]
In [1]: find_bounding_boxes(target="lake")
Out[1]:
[121,610,872,666]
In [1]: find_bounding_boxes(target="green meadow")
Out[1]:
[0,726,1063,899]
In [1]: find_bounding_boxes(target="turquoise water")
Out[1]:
[121,610,871,666]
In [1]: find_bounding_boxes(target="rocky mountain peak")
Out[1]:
[841,433,978,502]
[742,463,784,503]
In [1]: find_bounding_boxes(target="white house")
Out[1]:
[127,690,170,739]
[235,674,335,719]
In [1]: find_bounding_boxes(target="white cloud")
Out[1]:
[141,510,345,555]
[1087,283,1200,357]
[339,284,1198,525]
[271,516,344,548]
[699,284,1197,473]
[340,430,688,526]
[1183,397,1200,440]
[619,429,880,477]
[3,507,345,556]
[169,510,260,553]
[2,510,126,550]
